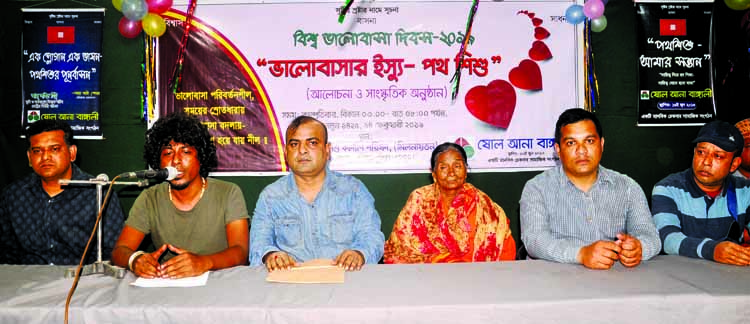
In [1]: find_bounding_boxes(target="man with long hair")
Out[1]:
[112,113,249,278]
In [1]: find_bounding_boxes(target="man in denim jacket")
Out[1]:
[250,116,384,271]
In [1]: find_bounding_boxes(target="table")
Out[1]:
[1,255,748,323]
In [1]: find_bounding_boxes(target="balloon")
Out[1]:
[142,13,167,37]
[113,0,124,11]
[583,0,605,19]
[590,15,608,33]
[147,0,173,14]
[118,17,142,38]
[121,0,148,21]
[725,0,750,10]
[565,5,585,25]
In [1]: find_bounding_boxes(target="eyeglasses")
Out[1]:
[723,220,744,244]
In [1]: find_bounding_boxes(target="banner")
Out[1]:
[156,1,583,173]
[21,9,104,138]
[635,0,715,126]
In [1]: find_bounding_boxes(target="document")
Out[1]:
[266,259,345,283]
[130,271,210,288]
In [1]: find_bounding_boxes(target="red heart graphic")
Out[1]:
[528,41,552,61]
[528,13,535,19]
[509,59,542,91]
[534,27,550,40]
[464,80,517,128]
[532,17,543,26]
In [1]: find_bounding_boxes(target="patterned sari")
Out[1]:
[384,183,516,263]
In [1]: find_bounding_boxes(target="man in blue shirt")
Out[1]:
[0,120,125,265]
[250,116,384,271]
[652,120,750,265]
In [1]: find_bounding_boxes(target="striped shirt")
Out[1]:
[520,165,661,263]
[652,169,750,261]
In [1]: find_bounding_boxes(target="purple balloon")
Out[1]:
[583,0,605,19]
[118,16,142,38]
[147,0,173,14]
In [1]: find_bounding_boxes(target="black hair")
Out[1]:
[286,115,328,144]
[144,113,217,177]
[25,120,76,148]
[430,142,468,171]
[554,108,604,144]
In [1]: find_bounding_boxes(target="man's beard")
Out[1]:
[169,181,189,191]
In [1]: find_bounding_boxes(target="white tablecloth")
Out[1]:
[1,255,749,323]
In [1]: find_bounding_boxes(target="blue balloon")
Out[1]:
[122,0,148,21]
[565,4,586,25]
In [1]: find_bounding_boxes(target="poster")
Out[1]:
[21,9,104,138]
[635,0,715,126]
[155,1,583,173]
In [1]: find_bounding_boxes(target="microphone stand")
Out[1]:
[59,174,148,279]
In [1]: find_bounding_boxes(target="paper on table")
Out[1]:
[266,259,344,283]
[130,271,210,288]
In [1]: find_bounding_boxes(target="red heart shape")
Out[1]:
[534,27,550,40]
[528,13,535,19]
[532,17,543,26]
[464,80,517,128]
[509,59,542,91]
[529,41,552,61]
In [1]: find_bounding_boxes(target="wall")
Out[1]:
[1,0,713,246]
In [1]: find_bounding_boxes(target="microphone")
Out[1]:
[118,166,178,181]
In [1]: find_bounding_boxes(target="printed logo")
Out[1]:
[47,26,75,44]
[27,110,40,122]
[659,19,687,37]
[454,137,475,159]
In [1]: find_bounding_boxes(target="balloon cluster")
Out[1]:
[725,0,750,10]
[565,0,608,33]
[114,0,173,38]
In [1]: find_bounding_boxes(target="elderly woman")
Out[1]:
[384,142,516,263]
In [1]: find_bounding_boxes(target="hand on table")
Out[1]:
[159,244,212,279]
[616,233,643,268]
[264,251,298,272]
[577,240,621,270]
[132,244,167,279]
[714,241,750,266]
[333,249,364,271]
[132,244,210,279]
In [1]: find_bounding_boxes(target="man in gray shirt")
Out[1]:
[520,108,660,269]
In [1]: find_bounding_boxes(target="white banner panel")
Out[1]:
[162,1,582,173]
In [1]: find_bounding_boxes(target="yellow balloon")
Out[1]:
[142,13,167,37]
[725,0,750,10]
[112,0,123,11]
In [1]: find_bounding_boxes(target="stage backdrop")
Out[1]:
[21,8,104,139]
[155,0,584,174]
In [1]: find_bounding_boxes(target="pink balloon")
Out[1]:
[147,0,173,14]
[118,16,142,38]
[583,0,605,19]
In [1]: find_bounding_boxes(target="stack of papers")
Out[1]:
[266,259,345,283]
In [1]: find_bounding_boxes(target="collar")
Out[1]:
[24,164,87,198]
[284,166,334,194]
